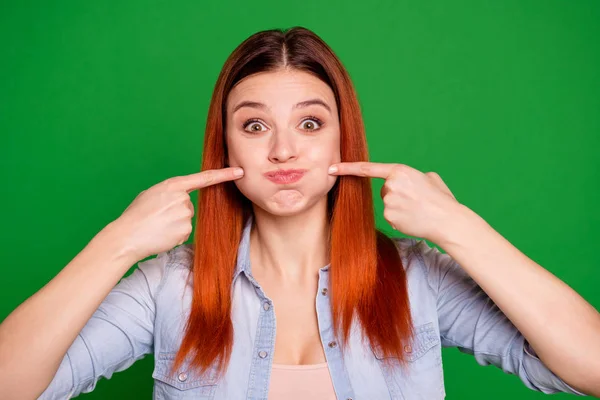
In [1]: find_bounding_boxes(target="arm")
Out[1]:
[38,250,167,399]
[430,204,600,397]
[0,222,155,399]
[0,166,236,399]
[327,161,600,395]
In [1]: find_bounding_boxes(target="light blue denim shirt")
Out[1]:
[39,214,587,399]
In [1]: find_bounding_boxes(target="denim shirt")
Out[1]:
[39,215,587,399]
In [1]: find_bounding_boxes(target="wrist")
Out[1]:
[435,203,489,250]
[94,220,142,267]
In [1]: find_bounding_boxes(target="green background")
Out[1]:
[1,1,599,399]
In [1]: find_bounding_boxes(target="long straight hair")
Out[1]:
[170,26,414,379]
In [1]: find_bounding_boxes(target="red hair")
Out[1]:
[170,26,414,379]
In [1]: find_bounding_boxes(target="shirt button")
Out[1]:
[263,302,270,311]
[259,350,268,358]
[328,341,337,348]
[404,345,412,353]
[321,288,328,295]
[177,372,188,382]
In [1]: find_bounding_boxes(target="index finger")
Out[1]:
[328,162,394,179]
[169,167,245,193]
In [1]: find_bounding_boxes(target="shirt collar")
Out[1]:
[232,214,253,281]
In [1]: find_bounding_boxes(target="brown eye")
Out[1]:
[300,117,323,131]
[243,119,267,133]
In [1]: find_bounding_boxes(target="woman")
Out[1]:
[1,27,598,400]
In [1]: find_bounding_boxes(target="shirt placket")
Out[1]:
[316,268,357,400]
[244,272,275,400]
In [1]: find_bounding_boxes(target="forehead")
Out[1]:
[226,69,336,113]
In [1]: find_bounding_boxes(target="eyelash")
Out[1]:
[242,116,324,133]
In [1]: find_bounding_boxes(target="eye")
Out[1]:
[299,116,324,131]
[242,118,268,133]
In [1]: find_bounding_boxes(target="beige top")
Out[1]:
[267,362,337,399]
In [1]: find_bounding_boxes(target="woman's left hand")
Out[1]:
[328,162,463,243]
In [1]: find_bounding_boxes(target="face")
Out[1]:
[225,69,341,216]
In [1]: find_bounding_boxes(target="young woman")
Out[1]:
[1,27,598,400]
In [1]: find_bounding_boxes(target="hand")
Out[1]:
[328,162,461,243]
[112,167,245,261]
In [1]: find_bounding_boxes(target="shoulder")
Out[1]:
[388,237,445,323]
[390,237,443,263]
[132,244,195,296]
[391,236,459,272]
[388,237,433,289]
[389,237,420,265]
[165,243,195,269]
[389,237,464,296]
[389,236,439,276]
[139,243,195,271]
[393,237,473,303]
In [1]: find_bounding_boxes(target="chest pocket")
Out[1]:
[372,321,445,400]
[152,352,220,399]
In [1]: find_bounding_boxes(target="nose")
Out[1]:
[268,130,298,163]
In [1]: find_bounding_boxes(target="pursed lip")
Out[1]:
[264,169,308,184]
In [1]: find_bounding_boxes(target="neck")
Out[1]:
[249,198,330,284]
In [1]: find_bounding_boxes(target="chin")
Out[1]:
[260,207,306,217]
[250,190,328,217]
[261,194,308,216]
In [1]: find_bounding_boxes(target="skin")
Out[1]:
[1,66,596,397]
[327,164,600,395]
[225,68,340,364]
[0,167,246,399]
[222,68,600,396]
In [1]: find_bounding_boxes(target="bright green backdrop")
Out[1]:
[1,1,599,399]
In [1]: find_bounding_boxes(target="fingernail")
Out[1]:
[328,166,338,174]
[234,168,244,177]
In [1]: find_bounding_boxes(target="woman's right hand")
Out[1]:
[110,167,245,262]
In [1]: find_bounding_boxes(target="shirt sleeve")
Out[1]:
[411,238,589,396]
[37,250,170,399]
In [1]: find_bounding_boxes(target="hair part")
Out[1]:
[169,26,414,380]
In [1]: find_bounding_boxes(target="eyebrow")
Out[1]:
[232,98,332,115]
